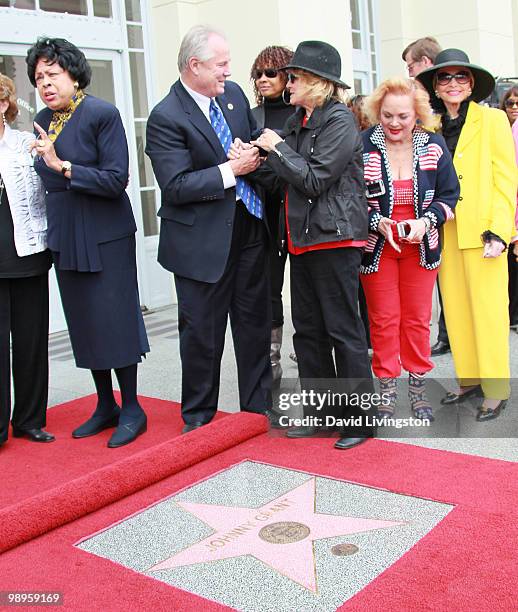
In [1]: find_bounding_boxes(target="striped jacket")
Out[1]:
[0,125,47,256]
[361,125,459,274]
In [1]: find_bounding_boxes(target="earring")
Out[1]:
[1,112,6,127]
[434,90,440,98]
[73,81,79,91]
[282,88,290,105]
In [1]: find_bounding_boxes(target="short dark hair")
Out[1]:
[250,45,293,105]
[26,37,91,89]
[402,37,442,63]
[500,85,518,112]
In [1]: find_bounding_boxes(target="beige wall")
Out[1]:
[149,0,354,106]
[379,0,517,81]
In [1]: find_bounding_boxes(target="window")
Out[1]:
[123,0,158,236]
[93,0,111,18]
[0,0,112,17]
[349,0,379,93]
[39,0,87,14]
[0,0,35,8]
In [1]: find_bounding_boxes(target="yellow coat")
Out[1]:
[439,101,518,396]
[450,101,517,249]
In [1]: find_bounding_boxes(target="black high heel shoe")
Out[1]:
[441,385,483,405]
[476,400,507,422]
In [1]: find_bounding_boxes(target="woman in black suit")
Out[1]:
[250,45,294,386]
[0,73,54,446]
[26,38,149,448]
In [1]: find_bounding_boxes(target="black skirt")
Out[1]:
[53,235,149,369]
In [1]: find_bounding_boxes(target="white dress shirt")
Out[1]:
[180,78,236,190]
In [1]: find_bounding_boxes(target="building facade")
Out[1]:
[1,0,517,331]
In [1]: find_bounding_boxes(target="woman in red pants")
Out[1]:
[361,78,459,420]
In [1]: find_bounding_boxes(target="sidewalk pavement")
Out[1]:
[48,302,517,462]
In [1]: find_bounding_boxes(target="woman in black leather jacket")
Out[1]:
[249,41,373,450]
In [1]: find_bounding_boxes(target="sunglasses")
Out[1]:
[287,73,299,83]
[436,71,471,85]
[253,68,279,79]
[504,99,518,109]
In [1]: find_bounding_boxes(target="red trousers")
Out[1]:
[361,241,438,378]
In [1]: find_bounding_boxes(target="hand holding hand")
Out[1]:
[229,146,260,176]
[483,239,505,258]
[30,122,61,172]
[227,138,254,160]
[250,128,283,153]
[378,217,400,253]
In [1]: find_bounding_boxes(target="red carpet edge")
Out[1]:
[0,412,268,554]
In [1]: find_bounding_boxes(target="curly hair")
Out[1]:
[250,45,293,105]
[500,85,518,124]
[348,94,371,130]
[364,77,439,131]
[0,73,18,124]
[26,37,91,89]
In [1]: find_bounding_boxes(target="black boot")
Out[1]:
[270,326,283,389]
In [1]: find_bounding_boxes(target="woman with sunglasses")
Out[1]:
[247,41,374,450]
[500,86,518,329]
[250,46,294,388]
[417,49,518,421]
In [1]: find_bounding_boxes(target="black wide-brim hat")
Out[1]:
[416,48,495,102]
[282,40,350,89]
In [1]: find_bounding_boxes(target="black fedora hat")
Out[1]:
[282,40,350,88]
[416,48,495,102]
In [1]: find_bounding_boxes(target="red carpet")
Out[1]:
[1,394,190,508]
[0,396,267,554]
[1,399,517,610]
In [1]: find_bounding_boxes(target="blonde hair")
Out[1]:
[365,77,439,131]
[0,73,18,124]
[292,69,349,108]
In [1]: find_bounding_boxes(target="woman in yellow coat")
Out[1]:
[417,49,518,420]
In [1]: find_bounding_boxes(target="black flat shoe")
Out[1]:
[476,400,507,422]
[431,340,451,356]
[182,421,206,434]
[72,410,120,438]
[107,414,147,448]
[12,428,55,443]
[334,437,370,450]
[441,385,483,405]
[286,425,319,438]
[263,409,284,429]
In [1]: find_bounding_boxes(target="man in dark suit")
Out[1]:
[146,25,278,433]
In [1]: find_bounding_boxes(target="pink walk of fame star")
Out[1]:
[149,478,405,591]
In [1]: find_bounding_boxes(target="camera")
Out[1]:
[397,222,411,238]
[365,180,385,198]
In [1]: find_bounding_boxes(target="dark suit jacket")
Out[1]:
[34,95,136,272]
[146,80,261,283]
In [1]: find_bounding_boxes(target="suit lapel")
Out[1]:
[174,81,226,160]
[217,91,241,142]
[455,101,481,156]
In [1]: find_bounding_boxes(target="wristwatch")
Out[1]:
[61,161,72,175]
